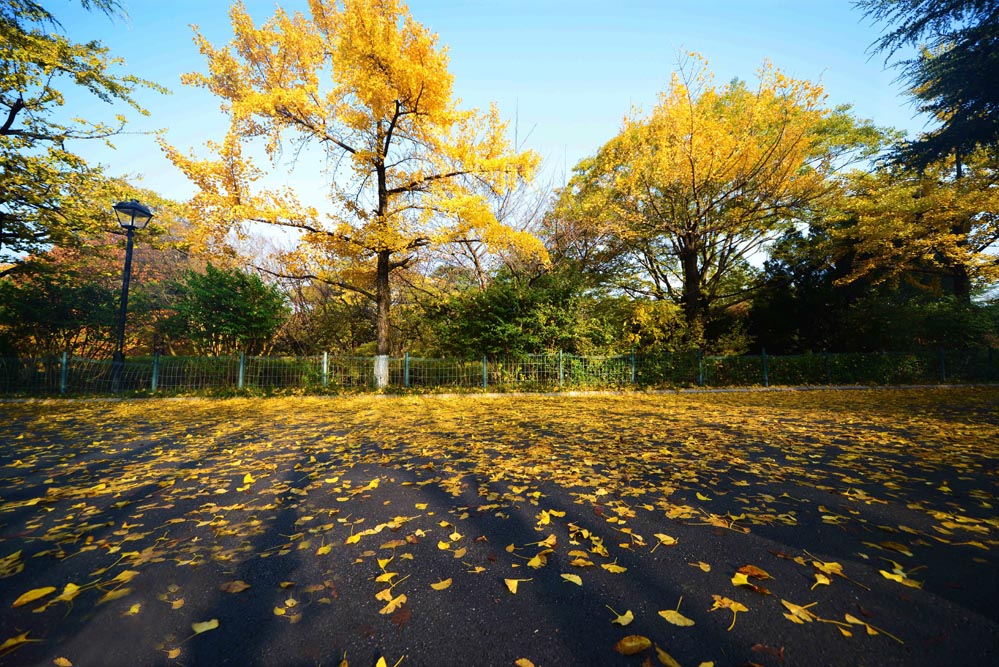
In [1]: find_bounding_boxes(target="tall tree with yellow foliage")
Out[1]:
[554,55,883,337]
[161,0,542,386]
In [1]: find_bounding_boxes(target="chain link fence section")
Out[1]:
[1,348,996,396]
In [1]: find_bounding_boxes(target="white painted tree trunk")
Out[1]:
[374,354,389,389]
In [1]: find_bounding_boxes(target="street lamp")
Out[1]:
[111,199,153,391]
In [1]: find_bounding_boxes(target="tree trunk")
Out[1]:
[950,152,972,304]
[679,248,706,336]
[374,249,391,388]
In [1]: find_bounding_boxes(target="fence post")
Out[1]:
[558,350,564,388]
[938,348,946,383]
[404,352,410,388]
[482,355,488,388]
[59,351,68,395]
[761,347,769,387]
[322,351,329,388]
[697,349,704,387]
[151,351,159,392]
[238,352,246,390]
[630,348,636,384]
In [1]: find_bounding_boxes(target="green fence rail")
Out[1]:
[0,348,995,396]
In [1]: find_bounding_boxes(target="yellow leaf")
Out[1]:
[0,632,37,652]
[316,544,332,556]
[526,553,548,569]
[219,580,250,593]
[430,578,452,590]
[505,578,531,594]
[659,609,695,627]
[655,644,682,667]
[273,607,286,616]
[614,635,652,655]
[601,562,627,574]
[708,595,747,631]
[514,660,536,667]
[53,658,73,666]
[97,588,131,605]
[780,599,818,623]
[689,561,711,572]
[654,533,677,546]
[375,572,397,583]
[344,534,362,545]
[437,541,451,550]
[610,609,634,626]
[13,586,56,608]
[811,573,831,590]
[191,619,219,635]
[242,473,255,484]
[415,503,428,510]
[453,547,467,559]
[124,603,141,616]
[696,492,712,501]
[560,574,582,586]
[165,648,181,659]
[111,570,140,584]
[378,594,407,614]
[375,659,387,667]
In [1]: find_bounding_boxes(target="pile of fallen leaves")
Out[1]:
[0,388,996,666]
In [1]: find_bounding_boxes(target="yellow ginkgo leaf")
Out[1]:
[659,595,695,626]
[12,586,56,608]
[609,608,634,626]
[453,547,467,559]
[191,619,219,635]
[242,473,255,484]
[316,544,332,556]
[655,644,681,667]
[430,578,452,590]
[219,580,250,593]
[437,541,451,550]
[601,562,627,574]
[165,648,181,659]
[124,603,141,616]
[514,660,536,667]
[780,599,818,624]
[344,534,362,545]
[560,574,582,586]
[53,657,73,666]
[378,593,407,614]
[708,595,747,631]
[614,635,652,655]
[97,588,131,605]
[374,572,397,583]
[689,561,711,572]
[696,492,712,501]
[659,609,695,627]
[504,578,531,594]
[811,573,831,590]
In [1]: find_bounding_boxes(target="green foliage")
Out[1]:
[423,270,620,357]
[169,264,289,356]
[0,262,117,357]
[0,0,165,273]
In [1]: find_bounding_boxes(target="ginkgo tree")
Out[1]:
[162,0,543,387]
[0,0,164,276]
[553,54,885,336]
[829,148,999,299]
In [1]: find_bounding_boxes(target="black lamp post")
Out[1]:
[110,199,153,391]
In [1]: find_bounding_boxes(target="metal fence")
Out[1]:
[0,348,996,396]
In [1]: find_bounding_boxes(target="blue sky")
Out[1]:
[56,0,927,205]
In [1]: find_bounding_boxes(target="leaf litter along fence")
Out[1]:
[0,347,997,396]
